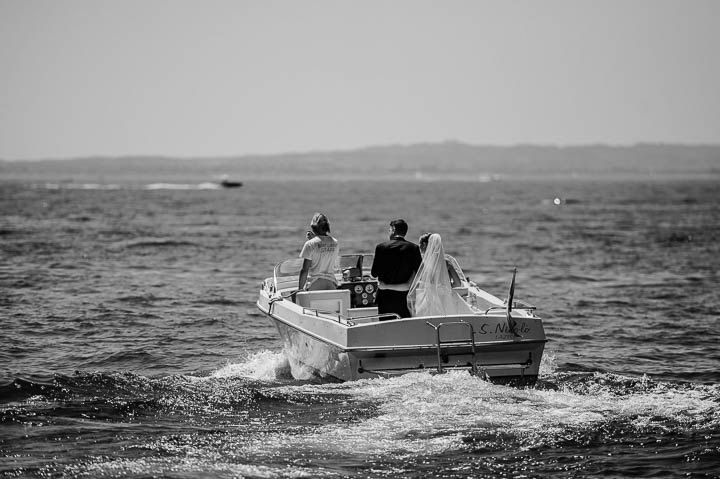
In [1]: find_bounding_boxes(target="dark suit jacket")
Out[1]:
[371,237,422,285]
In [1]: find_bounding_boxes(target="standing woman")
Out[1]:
[298,213,339,291]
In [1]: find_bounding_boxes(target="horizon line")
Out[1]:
[3,140,720,162]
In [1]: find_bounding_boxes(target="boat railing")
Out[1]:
[344,312,400,326]
[302,308,344,322]
[301,308,400,326]
[483,303,537,315]
[483,305,509,315]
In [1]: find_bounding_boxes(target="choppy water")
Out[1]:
[1,177,719,478]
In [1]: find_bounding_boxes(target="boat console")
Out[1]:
[337,254,378,307]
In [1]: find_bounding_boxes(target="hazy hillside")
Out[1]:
[1,142,719,183]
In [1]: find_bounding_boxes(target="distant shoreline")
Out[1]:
[3,141,720,162]
[1,142,718,182]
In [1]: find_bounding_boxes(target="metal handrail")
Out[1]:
[484,306,507,315]
[425,320,477,375]
[302,307,343,322]
[348,312,401,321]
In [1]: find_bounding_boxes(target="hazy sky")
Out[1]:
[1,0,719,159]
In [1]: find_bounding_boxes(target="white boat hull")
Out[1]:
[257,289,546,385]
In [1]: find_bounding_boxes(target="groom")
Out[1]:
[371,219,422,319]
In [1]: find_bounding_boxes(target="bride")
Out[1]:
[406,233,475,317]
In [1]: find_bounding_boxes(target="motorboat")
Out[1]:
[256,253,547,385]
[220,179,243,188]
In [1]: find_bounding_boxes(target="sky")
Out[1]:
[1,0,719,160]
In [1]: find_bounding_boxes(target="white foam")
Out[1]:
[211,350,290,381]
[539,349,558,376]
[262,370,720,455]
[39,182,122,190]
[78,457,323,478]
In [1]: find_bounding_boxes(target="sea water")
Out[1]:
[1,177,718,477]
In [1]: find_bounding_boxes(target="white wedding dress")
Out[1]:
[407,234,475,317]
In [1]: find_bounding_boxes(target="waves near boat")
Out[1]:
[2,350,718,477]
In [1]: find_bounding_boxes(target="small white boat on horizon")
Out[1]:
[256,253,547,385]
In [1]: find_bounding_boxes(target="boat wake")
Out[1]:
[36,182,222,190]
[2,351,718,478]
[205,350,720,449]
[207,349,720,463]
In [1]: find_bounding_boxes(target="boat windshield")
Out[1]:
[339,254,361,272]
[273,258,304,291]
[273,255,376,290]
[339,254,374,278]
[275,258,304,277]
[445,255,467,285]
[363,254,374,275]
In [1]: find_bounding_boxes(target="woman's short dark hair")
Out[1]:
[419,233,432,251]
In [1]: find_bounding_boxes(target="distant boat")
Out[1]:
[220,179,243,188]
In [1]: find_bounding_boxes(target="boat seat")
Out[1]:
[295,289,350,317]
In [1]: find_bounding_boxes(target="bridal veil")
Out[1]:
[407,234,475,317]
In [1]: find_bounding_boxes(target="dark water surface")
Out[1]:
[1,178,719,478]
